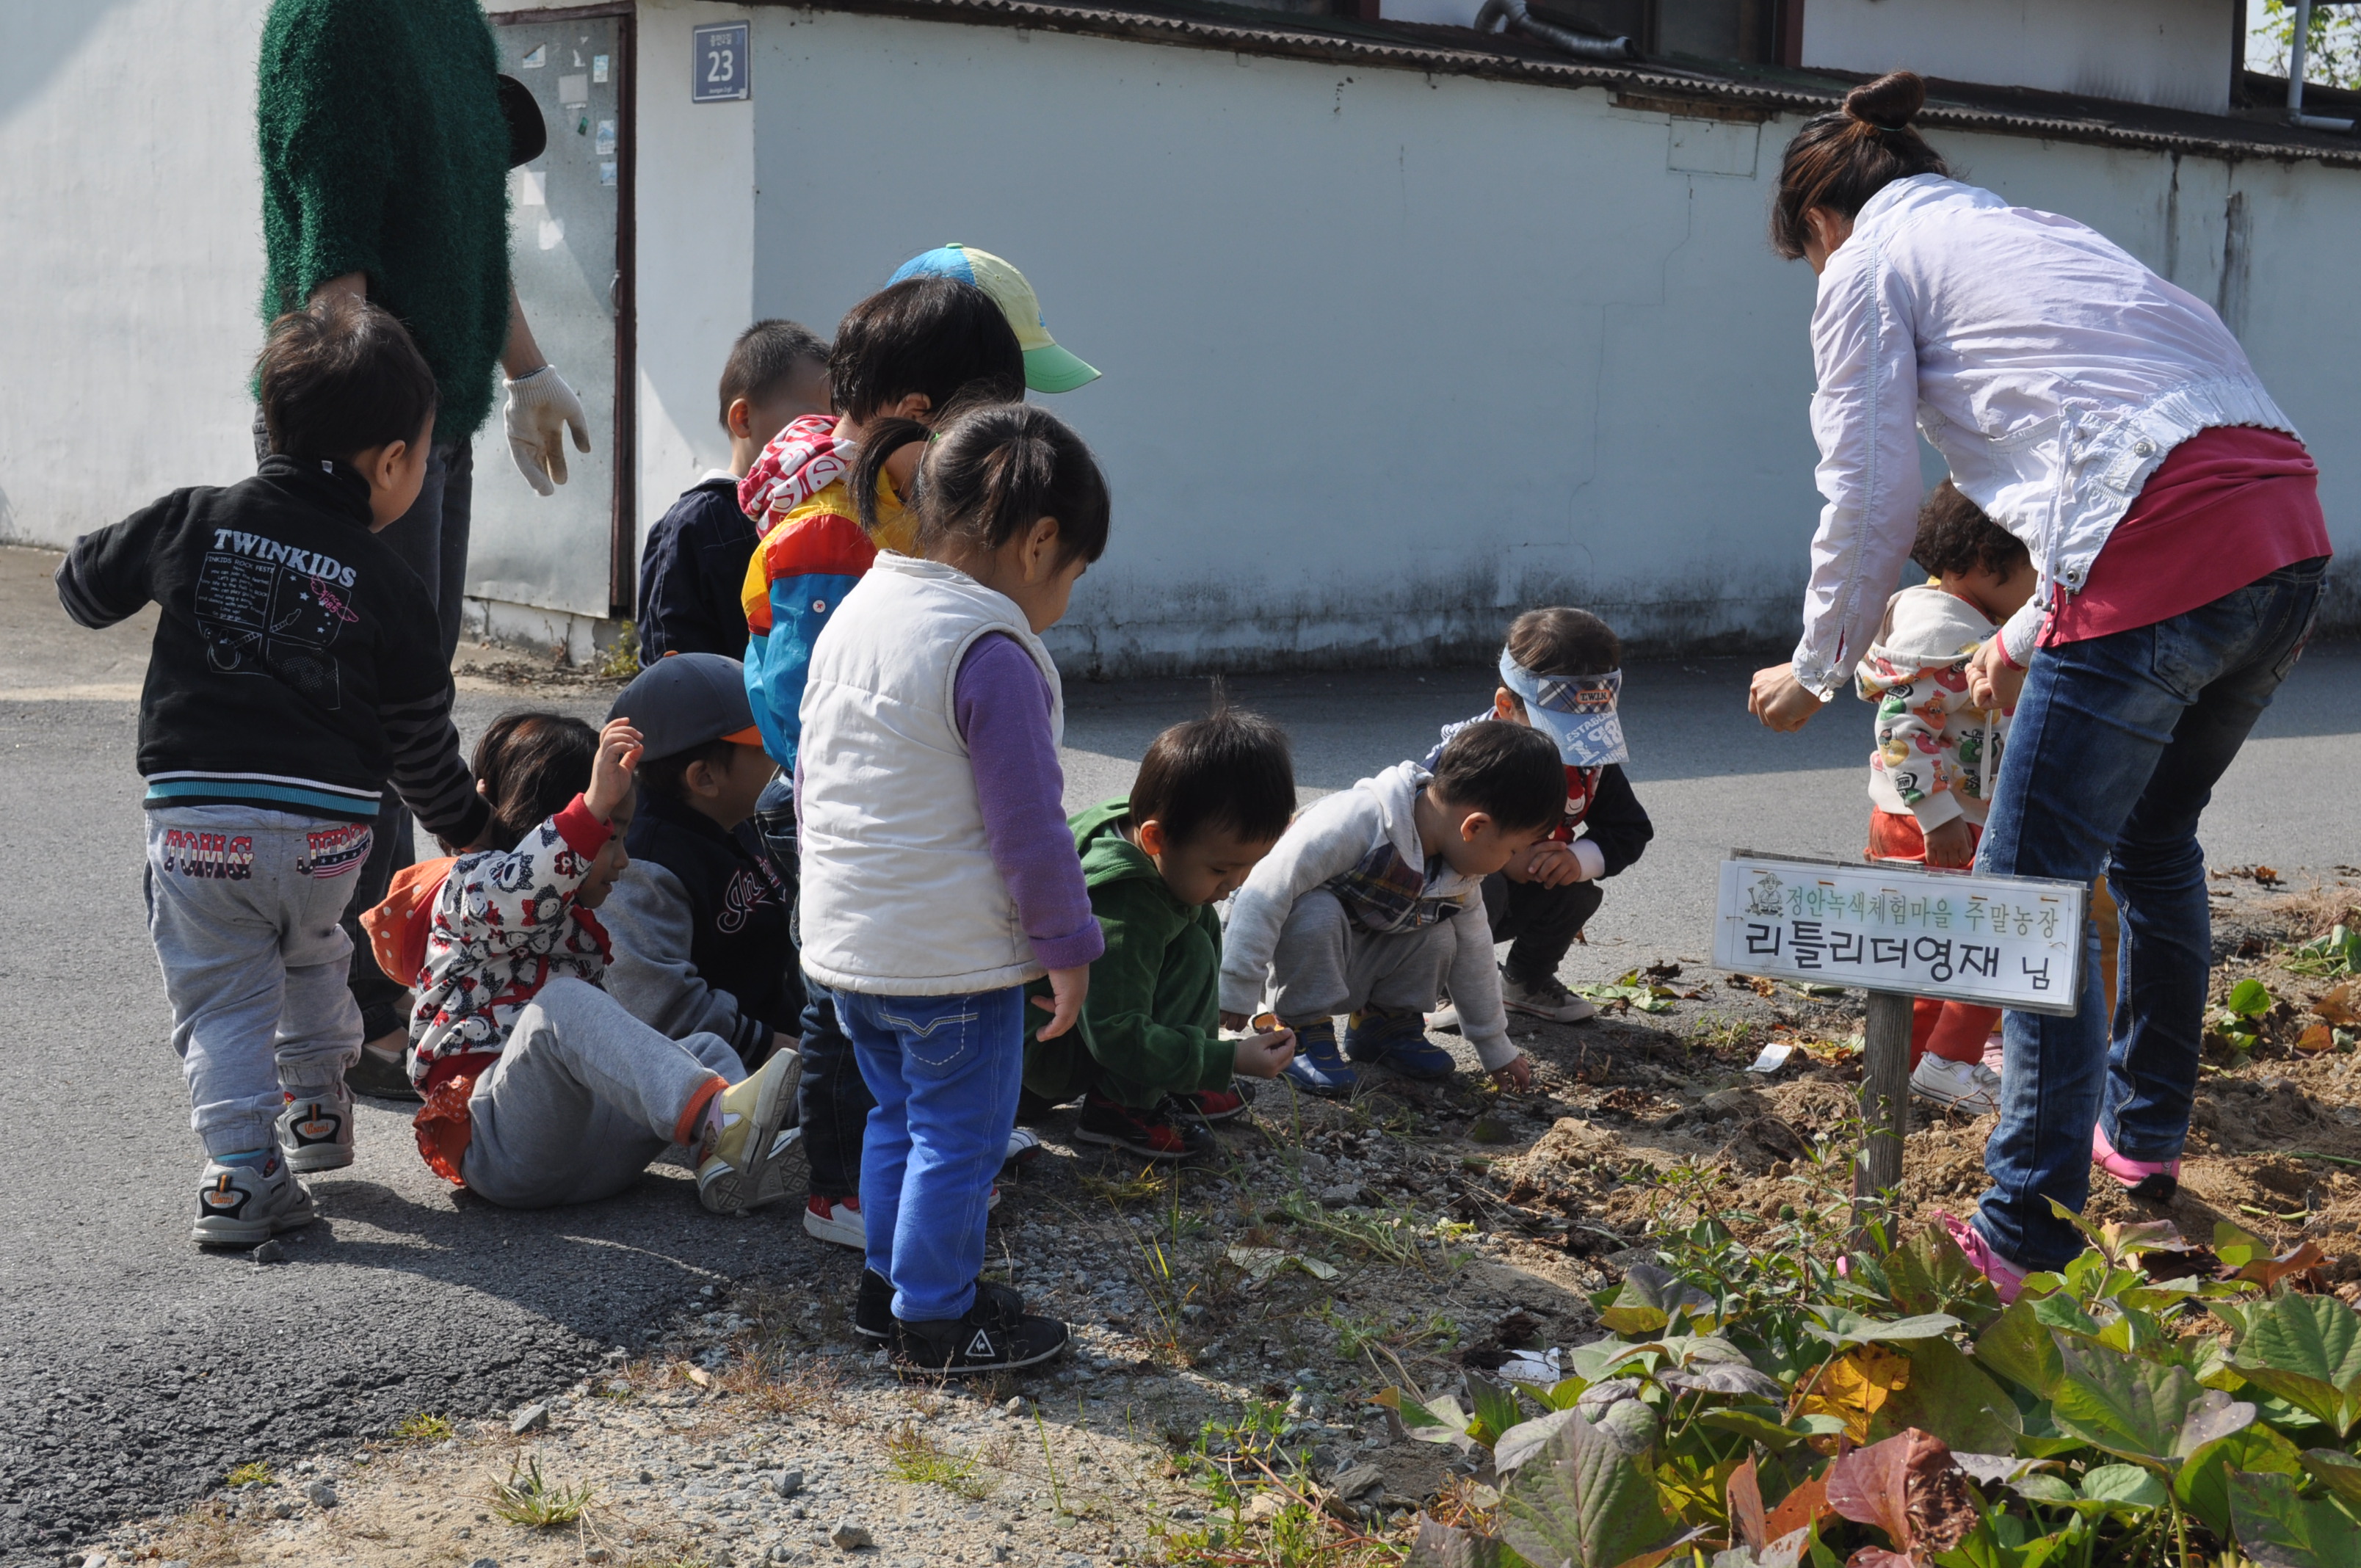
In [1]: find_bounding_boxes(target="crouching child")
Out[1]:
[600,653,797,1072]
[1217,724,1564,1096]
[377,714,798,1212]
[1024,705,1302,1161]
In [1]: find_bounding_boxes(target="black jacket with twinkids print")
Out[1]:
[55,455,487,842]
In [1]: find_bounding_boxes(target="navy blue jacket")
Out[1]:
[637,476,758,664]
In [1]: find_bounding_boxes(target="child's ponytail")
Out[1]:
[846,415,932,534]
[905,402,1111,567]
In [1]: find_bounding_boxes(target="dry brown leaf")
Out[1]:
[1729,1456,1769,1553]
[2315,984,2361,1027]
[2235,1239,2331,1288]
[1828,1429,1976,1564]
[2297,1024,2338,1053]
[1766,1475,1835,1539]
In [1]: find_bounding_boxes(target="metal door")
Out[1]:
[471,7,636,620]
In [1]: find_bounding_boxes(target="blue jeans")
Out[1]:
[1973,558,2326,1268]
[838,985,1026,1324]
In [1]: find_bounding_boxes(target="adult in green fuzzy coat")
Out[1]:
[1023,711,1302,1163]
[256,0,592,1078]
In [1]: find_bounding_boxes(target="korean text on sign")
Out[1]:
[1712,852,2086,1015]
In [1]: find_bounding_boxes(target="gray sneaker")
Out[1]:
[278,1080,355,1173]
[193,1154,316,1247]
[1500,968,1598,1023]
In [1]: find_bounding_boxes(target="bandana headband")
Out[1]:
[1498,650,1628,766]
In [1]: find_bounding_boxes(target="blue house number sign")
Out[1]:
[692,22,750,103]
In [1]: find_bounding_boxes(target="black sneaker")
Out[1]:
[1073,1091,1216,1162]
[893,1305,1069,1376]
[856,1271,1024,1341]
[344,1040,421,1103]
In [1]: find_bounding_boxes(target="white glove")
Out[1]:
[503,366,592,495]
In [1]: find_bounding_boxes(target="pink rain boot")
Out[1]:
[2092,1123,2181,1202]
[1940,1212,2028,1304]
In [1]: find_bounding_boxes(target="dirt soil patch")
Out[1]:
[76,872,2361,1568]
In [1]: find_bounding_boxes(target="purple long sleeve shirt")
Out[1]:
[952,634,1103,972]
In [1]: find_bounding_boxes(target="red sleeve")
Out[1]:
[552,794,614,857]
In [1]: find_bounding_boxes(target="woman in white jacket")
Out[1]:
[1747,72,2332,1294]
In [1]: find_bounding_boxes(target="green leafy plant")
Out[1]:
[224,1461,272,1487]
[391,1410,456,1444]
[883,1420,991,1500]
[2291,926,2361,978]
[2212,976,2275,1054]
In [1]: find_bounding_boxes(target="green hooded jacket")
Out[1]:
[1024,800,1233,1108]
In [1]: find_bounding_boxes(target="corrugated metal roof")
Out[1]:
[781,0,2361,169]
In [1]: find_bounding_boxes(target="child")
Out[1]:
[736,277,1029,1249]
[797,400,1110,1373]
[1219,724,1564,1097]
[1428,609,1654,1030]
[396,714,799,1213]
[601,653,797,1072]
[55,298,490,1246]
[1854,480,2036,1114]
[1026,704,1302,1161]
[637,319,833,663]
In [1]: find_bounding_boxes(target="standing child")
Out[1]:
[1854,481,2036,1113]
[1428,609,1653,1030]
[395,714,799,1212]
[55,299,491,1245]
[601,654,797,1075]
[637,320,833,663]
[1026,704,1302,1161]
[736,277,1029,1249]
[1219,725,1564,1097]
[797,402,1109,1373]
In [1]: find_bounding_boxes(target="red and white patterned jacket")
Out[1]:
[408,795,614,1095]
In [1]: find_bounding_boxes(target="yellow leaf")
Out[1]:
[1797,1345,1911,1445]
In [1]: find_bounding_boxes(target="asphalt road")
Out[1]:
[3,540,2356,1560]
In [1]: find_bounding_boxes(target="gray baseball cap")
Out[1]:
[606,653,764,762]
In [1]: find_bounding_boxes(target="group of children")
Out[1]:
[74,237,2045,1376]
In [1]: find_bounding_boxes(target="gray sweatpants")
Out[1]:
[1266,889,1455,1021]
[145,807,369,1156]
[460,978,746,1209]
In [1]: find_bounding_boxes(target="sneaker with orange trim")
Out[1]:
[278,1078,355,1173]
[192,1153,316,1248]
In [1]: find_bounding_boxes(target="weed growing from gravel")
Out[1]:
[389,1412,454,1445]
[882,1420,992,1500]
[224,1461,272,1487]
[1276,1192,1428,1271]
[713,1344,844,1420]
[487,1456,595,1528]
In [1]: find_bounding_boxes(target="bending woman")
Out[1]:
[1747,72,2331,1292]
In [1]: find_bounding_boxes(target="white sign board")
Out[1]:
[1713,851,2086,1016]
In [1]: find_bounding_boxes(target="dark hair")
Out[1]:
[256,295,440,462]
[719,319,830,427]
[1129,687,1296,849]
[471,712,600,852]
[1428,722,1564,835]
[639,737,743,802]
[827,277,1024,425]
[852,401,1111,569]
[1770,71,1950,260]
[1505,606,1621,678]
[1911,480,2029,581]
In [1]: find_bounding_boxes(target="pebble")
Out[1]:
[466,1558,501,1568]
[1317,1183,1363,1209]
[304,1480,338,1509]
[828,1520,872,1549]
[250,1240,286,1264]
[509,1401,551,1434]
[775,1467,805,1496]
[1330,1462,1385,1499]
[584,1551,610,1564]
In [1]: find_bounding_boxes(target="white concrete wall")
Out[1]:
[0,0,272,547]
[1804,0,2235,114]
[728,10,2353,674]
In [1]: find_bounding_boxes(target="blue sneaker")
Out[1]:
[1281,1018,1358,1097]
[1345,1005,1457,1081]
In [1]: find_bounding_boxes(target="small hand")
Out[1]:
[1232,1029,1296,1080]
[1921,816,1978,870]
[1966,639,2027,713]
[1031,966,1090,1041]
[1219,1010,1255,1033]
[585,719,643,821]
[1749,664,1824,732]
[1523,841,1587,888]
[1492,1055,1534,1092]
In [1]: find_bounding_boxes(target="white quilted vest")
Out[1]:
[796,551,1064,995]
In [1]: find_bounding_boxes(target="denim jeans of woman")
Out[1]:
[1973,557,2326,1268]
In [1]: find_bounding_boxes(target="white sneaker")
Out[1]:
[804,1194,865,1249]
[1427,997,1461,1034]
[1004,1127,1042,1167]
[278,1079,355,1173]
[1911,1055,2002,1114]
[1499,968,1599,1024]
[192,1153,316,1247]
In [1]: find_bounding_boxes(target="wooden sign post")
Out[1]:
[1713,851,2086,1222]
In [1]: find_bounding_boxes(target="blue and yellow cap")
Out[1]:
[888,243,1100,393]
